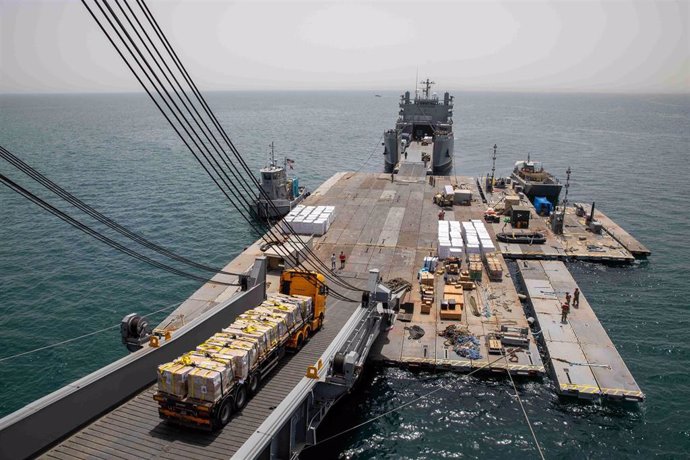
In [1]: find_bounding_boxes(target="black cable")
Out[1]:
[0,145,244,277]
[0,174,240,286]
[133,0,365,292]
[83,0,361,299]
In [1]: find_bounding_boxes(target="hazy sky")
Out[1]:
[1,0,688,93]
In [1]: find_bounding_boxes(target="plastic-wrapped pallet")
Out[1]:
[157,361,194,398]
[236,320,278,347]
[261,301,298,328]
[203,334,260,368]
[269,294,313,324]
[211,349,250,381]
[449,247,464,259]
[187,360,234,402]
[241,309,289,339]
[480,238,496,254]
[465,242,481,256]
[222,324,270,356]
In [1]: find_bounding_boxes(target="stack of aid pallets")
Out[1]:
[280,205,336,236]
[484,253,503,281]
[156,294,312,403]
[468,254,483,281]
[420,271,435,314]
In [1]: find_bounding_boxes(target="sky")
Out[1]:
[1,0,688,93]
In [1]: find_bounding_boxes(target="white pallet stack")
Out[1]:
[437,220,464,260]
[471,220,496,254]
[280,205,336,236]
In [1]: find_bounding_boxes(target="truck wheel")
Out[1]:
[248,372,261,395]
[295,333,304,350]
[234,385,248,411]
[216,398,233,428]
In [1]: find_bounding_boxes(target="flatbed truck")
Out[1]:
[154,269,327,430]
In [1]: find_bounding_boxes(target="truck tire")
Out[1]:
[234,385,248,411]
[248,372,261,395]
[215,397,233,428]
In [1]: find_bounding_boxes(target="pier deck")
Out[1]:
[484,190,642,263]
[575,203,651,258]
[42,296,360,460]
[31,170,646,459]
[517,260,644,401]
[308,172,544,375]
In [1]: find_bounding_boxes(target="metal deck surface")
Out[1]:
[575,202,651,257]
[41,297,360,460]
[37,171,645,459]
[518,260,644,401]
[484,190,641,263]
[305,172,544,375]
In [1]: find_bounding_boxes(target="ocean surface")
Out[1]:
[1,91,689,458]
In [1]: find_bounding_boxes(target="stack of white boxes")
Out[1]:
[471,219,495,255]
[462,221,481,257]
[437,220,464,260]
[280,205,336,236]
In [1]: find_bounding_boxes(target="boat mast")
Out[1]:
[269,141,276,168]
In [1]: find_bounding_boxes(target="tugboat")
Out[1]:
[510,154,563,205]
[253,142,308,219]
[383,79,454,175]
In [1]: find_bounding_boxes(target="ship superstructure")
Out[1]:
[384,79,454,175]
[510,155,562,205]
[253,142,307,219]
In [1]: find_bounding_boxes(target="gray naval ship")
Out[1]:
[383,79,454,175]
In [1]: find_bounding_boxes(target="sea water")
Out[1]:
[1,91,688,458]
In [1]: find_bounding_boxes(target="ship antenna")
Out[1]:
[269,141,275,168]
[527,152,531,163]
[562,167,571,211]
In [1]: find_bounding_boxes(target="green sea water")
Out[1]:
[1,91,688,458]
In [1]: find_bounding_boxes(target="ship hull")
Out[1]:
[383,130,400,173]
[432,134,454,175]
[254,192,307,219]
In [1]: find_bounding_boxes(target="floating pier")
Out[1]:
[3,170,648,459]
[518,260,644,401]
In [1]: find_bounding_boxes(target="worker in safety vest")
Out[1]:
[438,209,445,220]
[339,251,346,269]
[561,302,570,323]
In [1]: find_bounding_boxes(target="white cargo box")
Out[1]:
[449,247,464,258]
[444,185,455,195]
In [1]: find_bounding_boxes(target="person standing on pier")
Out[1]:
[339,251,346,269]
[438,209,445,220]
[565,292,572,307]
[561,302,570,323]
[573,288,580,308]
[331,253,336,270]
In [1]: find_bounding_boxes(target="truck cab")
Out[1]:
[279,269,327,332]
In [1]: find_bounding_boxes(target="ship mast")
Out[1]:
[420,78,435,99]
[491,144,497,185]
[562,167,571,210]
